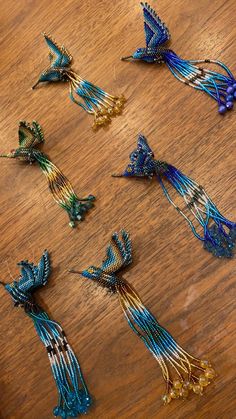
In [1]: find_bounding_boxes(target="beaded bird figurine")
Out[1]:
[32,33,126,129]
[121,2,236,114]
[112,135,236,258]
[1,251,92,418]
[70,230,215,404]
[0,121,95,227]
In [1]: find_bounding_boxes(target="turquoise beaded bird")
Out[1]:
[1,251,92,418]
[32,33,126,128]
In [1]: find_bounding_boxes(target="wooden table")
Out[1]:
[1,0,236,417]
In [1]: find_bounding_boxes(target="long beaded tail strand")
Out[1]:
[66,70,126,130]
[69,230,216,404]
[112,134,236,258]
[0,121,95,227]
[1,251,92,418]
[32,33,126,129]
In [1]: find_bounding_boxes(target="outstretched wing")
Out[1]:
[18,121,44,149]
[141,2,170,48]
[18,121,35,148]
[36,250,50,286]
[101,230,132,274]
[43,33,72,68]
[123,134,155,177]
[17,250,50,292]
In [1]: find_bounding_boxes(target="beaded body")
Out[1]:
[75,230,215,404]
[113,135,236,258]
[32,34,126,128]
[0,121,95,227]
[122,2,236,114]
[3,251,92,418]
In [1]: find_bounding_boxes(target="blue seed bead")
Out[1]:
[226,101,234,110]
[218,104,227,114]
[234,91,236,100]
[53,406,61,416]
[226,95,234,102]
[233,82,236,90]
[227,86,234,95]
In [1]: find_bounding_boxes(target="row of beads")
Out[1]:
[93,95,126,129]
[219,82,236,114]
[162,360,216,404]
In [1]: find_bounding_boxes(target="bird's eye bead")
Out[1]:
[87,268,94,274]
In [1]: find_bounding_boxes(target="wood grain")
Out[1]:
[1,0,236,418]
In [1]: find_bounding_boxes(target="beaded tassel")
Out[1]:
[112,134,236,257]
[70,230,215,404]
[32,34,126,129]
[121,2,236,115]
[0,121,95,227]
[1,251,92,418]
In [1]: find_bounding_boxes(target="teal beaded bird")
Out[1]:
[1,251,92,418]
[32,33,126,128]
[0,121,95,228]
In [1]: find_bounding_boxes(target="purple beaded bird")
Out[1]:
[121,2,236,115]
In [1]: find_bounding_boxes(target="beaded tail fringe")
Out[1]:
[67,70,126,129]
[155,160,236,257]
[116,279,215,404]
[164,51,236,114]
[2,251,92,418]
[34,152,95,227]
[29,309,91,418]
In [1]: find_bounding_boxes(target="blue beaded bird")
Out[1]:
[32,33,126,128]
[1,251,92,419]
[70,230,216,404]
[121,2,236,114]
[112,134,236,258]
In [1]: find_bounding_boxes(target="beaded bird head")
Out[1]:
[122,2,171,63]
[0,121,95,228]
[32,33,126,129]
[4,250,50,308]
